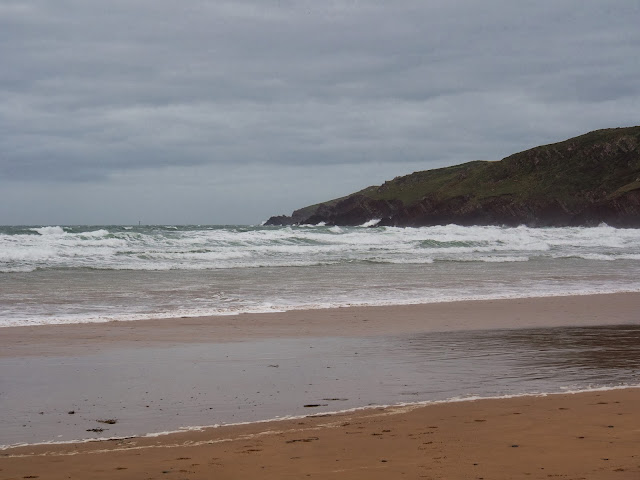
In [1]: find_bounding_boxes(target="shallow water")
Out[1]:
[1,324,638,447]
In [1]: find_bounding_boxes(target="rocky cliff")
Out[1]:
[265,126,640,228]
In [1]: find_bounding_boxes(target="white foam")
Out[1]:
[78,229,110,238]
[360,219,381,227]
[4,224,639,273]
[32,226,66,236]
[476,256,530,263]
[568,253,640,261]
[3,286,640,328]
[370,257,435,264]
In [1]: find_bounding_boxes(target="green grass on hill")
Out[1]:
[358,126,640,208]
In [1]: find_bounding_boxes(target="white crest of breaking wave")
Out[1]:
[1,224,640,273]
[32,226,66,236]
[360,219,381,227]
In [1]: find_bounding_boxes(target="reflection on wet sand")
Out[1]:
[1,325,638,447]
[394,325,640,373]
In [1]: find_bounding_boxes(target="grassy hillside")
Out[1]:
[365,127,640,207]
[267,126,640,227]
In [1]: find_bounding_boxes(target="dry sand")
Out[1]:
[2,292,639,357]
[1,389,638,480]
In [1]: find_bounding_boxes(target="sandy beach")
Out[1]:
[1,388,638,480]
[1,293,639,479]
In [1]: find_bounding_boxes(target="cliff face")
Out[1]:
[265,126,640,228]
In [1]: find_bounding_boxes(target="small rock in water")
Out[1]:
[97,419,118,424]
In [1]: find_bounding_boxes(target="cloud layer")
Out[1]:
[1,1,639,223]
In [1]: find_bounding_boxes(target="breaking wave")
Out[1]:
[2,224,640,327]
[2,224,639,273]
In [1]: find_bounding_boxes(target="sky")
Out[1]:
[1,1,639,225]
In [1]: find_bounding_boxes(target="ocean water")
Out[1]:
[2,224,640,327]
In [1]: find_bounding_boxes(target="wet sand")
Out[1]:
[1,293,639,478]
[4,323,637,447]
[2,292,639,357]
[1,389,638,480]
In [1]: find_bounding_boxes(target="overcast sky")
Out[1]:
[1,1,639,225]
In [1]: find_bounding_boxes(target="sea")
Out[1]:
[1,223,640,447]
[1,223,640,327]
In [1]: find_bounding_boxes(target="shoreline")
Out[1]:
[2,388,638,479]
[5,384,638,452]
[2,291,639,358]
[4,288,640,330]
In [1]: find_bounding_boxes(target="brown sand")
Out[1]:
[2,292,639,357]
[1,388,638,480]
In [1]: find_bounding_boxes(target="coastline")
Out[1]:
[2,388,638,479]
[2,291,639,358]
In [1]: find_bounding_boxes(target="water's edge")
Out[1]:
[3,385,638,452]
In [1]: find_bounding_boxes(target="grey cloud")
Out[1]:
[1,1,639,222]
